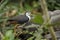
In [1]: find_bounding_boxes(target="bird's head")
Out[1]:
[25,11,31,16]
[25,11,34,20]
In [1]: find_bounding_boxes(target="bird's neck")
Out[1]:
[26,15,31,20]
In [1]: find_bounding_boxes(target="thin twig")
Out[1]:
[0,32,4,40]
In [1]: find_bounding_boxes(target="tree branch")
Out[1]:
[39,0,57,40]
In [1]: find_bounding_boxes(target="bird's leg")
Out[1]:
[21,23,26,27]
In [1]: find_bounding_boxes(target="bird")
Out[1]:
[7,11,33,37]
[7,11,32,25]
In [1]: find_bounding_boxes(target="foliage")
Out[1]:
[46,0,60,11]
[3,30,14,40]
[31,13,43,24]
[0,0,60,40]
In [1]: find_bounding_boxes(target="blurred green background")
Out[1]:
[0,0,60,40]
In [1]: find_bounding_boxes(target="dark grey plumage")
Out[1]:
[8,15,29,24]
[8,12,31,24]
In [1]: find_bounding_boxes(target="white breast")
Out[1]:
[26,15,31,21]
[25,12,31,21]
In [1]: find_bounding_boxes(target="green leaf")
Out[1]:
[32,1,39,8]
[24,3,32,11]
[27,37,34,40]
[31,13,43,24]
[3,30,14,40]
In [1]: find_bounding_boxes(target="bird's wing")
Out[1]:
[8,15,29,22]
